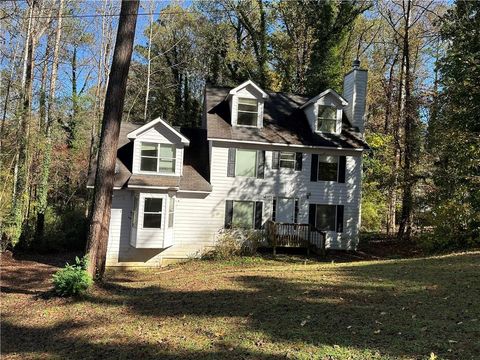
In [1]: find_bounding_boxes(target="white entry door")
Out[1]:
[276,197,295,223]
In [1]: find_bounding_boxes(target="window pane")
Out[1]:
[318,106,336,119]
[318,156,338,181]
[238,97,258,106]
[318,119,337,133]
[235,149,257,177]
[159,159,175,173]
[143,214,162,228]
[168,213,174,228]
[237,111,257,126]
[141,143,158,157]
[316,205,336,231]
[232,201,254,228]
[145,198,162,212]
[280,152,295,161]
[279,152,295,169]
[159,144,175,158]
[140,157,157,172]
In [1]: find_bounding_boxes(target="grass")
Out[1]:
[1,251,479,359]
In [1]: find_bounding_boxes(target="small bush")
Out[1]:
[52,256,92,297]
[203,228,264,260]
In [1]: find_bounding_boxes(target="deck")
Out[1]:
[264,220,326,256]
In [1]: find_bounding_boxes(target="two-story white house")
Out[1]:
[88,61,369,267]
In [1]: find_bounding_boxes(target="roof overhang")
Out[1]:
[227,80,268,99]
[299,89,348,109]
[207,137,366,152]
[127,117,190,146]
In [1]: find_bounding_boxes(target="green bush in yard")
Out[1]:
[52,256,92,296]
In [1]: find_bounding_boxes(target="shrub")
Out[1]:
[52,256,92,297]
[203,228,264,260]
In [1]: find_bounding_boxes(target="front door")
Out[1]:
[276,197,295,223]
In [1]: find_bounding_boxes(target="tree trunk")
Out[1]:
[143,0,154,122]
[35,0,64,246]
[86,0,139,279]
[397,0,413,241]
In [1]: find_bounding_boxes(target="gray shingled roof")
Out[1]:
[206,86,369,149]
[87,123,212,192]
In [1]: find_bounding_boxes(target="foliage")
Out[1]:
[426,0,480,248]
[361,133,395,231]
[202,228,263,260]
[52,256,92,297]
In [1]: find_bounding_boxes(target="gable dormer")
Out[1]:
[127,117,190,176]
[227,80,268,128]
[299,89,348,136]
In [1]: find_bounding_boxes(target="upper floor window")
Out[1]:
[140,142,176,174]
[237,97,258,126]
[279,152,296,169]
[317,105,337,133]
[235,149,257,177]
[318,155,338,181]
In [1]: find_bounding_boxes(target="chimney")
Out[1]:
[343,59,368,134]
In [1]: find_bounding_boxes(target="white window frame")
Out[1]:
[235,149,257,177]
[140,142,176,174]
[142,197,163,229]
[237,97,259,127]
[279,151,296,169]
[316,105,338,133]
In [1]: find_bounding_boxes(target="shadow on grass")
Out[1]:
[2,253,479,359]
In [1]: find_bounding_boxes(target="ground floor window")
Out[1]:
[143,198,163,228]
[316,205,336,231]
[232,201,255,228]
[309,203,344,232]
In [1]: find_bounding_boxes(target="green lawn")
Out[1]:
[1,252,479,359]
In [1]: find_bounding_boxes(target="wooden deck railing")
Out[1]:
[265,220,326,256]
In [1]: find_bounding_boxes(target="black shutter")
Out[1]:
[336,205,344,233]
[310,154,318,182]
[255,201,263,229]
[308,204,317,227]
[338,156,346,183]
[227,148,236,177]
[257,150,265,179]
[272,198,277,221]
[225,200,233,228]
[272,151,280,169]
[295,152,303,171]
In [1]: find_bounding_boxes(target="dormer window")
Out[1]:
[317,105,337,133]
[237,98,259,126]
[140,142,176,174]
